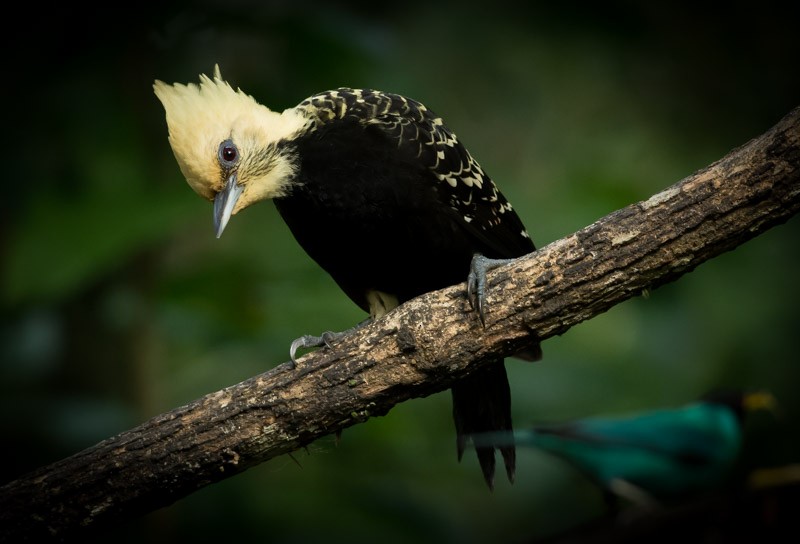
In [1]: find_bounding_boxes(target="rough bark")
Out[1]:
[1,106,798,542]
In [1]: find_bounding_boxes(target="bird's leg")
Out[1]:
[467,253,521,326]
[608,478,662,512]
[289,318,372,365]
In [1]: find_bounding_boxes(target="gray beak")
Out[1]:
[213,172,243,238]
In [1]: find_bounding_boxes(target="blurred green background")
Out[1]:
[2,1,799,542]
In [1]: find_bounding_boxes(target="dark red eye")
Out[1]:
[218,139,239,166]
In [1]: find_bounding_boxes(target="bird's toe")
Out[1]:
[289,333,337,365]
[468,254,520,326]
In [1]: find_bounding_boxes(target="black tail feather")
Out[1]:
[451,360,515,490]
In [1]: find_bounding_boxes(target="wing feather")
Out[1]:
[296,88,535,257]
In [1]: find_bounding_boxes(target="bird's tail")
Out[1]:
[451,359,514,490]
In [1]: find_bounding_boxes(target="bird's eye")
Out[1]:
[218,140,239,167]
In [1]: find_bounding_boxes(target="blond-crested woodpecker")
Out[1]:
[153,66,540,489]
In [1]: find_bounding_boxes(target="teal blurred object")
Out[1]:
[475,390,777,507]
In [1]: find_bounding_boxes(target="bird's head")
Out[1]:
[153,65,310,237]
[702,389,779,422]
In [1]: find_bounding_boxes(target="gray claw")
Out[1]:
[289,333,333,364]
[468,254,518,327]
[467,258,486,325]
[290,335,315,365]
[288,320,373,366]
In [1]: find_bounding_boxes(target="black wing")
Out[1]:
[297,88,535,258]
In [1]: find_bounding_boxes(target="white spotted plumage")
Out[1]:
[296,87,531,240]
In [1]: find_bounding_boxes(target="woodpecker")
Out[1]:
[153,66,540,489]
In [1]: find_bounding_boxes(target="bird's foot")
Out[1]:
[289,319,372,365]
[607,478,663,524]
[467,254,520,326]
[289,331,343,365]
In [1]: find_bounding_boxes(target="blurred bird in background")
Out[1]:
[473,390,778,508]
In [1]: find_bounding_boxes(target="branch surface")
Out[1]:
[2,107,799,542]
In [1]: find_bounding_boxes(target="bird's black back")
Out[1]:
[275,88,535,310]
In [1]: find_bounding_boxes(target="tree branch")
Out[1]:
[2,107,799,542]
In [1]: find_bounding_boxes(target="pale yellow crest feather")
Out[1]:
[153,65,309,208]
